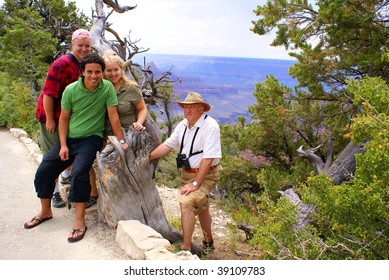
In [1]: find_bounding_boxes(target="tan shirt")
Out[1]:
[104,83,142,136]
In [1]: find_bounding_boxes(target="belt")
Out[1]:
[182,165,218,173]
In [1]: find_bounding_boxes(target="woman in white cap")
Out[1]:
[34,29,92,209]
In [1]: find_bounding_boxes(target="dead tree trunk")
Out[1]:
[95,124,202,256]
[277,188,317,230]
[325,142,365,185]
[95,123,174,233]
[297,140,365,185]
[279,140,365,229]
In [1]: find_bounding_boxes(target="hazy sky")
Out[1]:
[75,0,292,60]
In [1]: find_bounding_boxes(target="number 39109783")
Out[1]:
[217,266,265,276]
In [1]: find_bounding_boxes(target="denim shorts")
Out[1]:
[34,135,103,202]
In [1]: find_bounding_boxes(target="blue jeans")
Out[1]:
[34,135,103,202]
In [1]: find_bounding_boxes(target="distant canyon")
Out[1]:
[134,54,297,124]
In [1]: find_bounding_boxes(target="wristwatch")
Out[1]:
[192,180,198,188]
[119,139,125,144]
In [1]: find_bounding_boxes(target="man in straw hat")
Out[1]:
[149,91,222,253]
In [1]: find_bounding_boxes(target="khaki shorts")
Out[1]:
[179,165,221,215]
[39,122,59,156]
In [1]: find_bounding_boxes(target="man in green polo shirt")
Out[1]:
[24,53,129,243]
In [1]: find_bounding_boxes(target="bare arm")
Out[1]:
[133,99,147,131]
[43,95,56,132]
[149,143,173,161]
[107,106,128,151]
[58,109,70,161]
[193,158,214,185]
[180,158,214,195]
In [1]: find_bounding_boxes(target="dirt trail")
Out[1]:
[0,129,127,260]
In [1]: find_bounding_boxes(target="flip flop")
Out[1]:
[68,227,87,243]
[24,216,53,229]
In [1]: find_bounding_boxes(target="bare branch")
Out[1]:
[268,233,303,260]
[297,144,324,173]
[103,0,137,13]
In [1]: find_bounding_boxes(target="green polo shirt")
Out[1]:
[61,77,118,138]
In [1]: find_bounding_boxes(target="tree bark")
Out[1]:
[326,141,365,185]
[277,189,316,230]
[297,140,365,185]
[95,124,171,231]
[282,140,365,229]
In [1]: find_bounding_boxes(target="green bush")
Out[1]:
[228,77,388,260]
[153,151,182,188]
[0,77,39,137]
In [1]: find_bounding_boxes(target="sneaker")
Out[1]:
[52,192,66,208]
[86,195,98,209]
[60,174,71,185]
[200,240,215,255]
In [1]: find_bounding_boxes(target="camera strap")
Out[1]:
[179,115,208,158]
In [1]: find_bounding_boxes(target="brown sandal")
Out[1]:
[24,216,52,229]
[67,227,87,243]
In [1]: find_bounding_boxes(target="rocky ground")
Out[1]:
[82,184,258,260]
[156,185,259,260]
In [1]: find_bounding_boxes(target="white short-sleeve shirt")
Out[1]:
[164,113,221,168]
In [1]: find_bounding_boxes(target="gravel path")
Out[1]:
[0,129,128,260]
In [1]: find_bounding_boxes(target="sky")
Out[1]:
[74,0,292,60]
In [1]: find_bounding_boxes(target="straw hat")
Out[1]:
[177,92,211,112]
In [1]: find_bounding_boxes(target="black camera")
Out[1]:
[176,154,191,170]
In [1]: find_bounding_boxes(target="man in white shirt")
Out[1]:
[149,92,222,253]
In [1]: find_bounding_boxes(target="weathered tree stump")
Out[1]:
[96,118,163,228]
[95,118,203,256]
